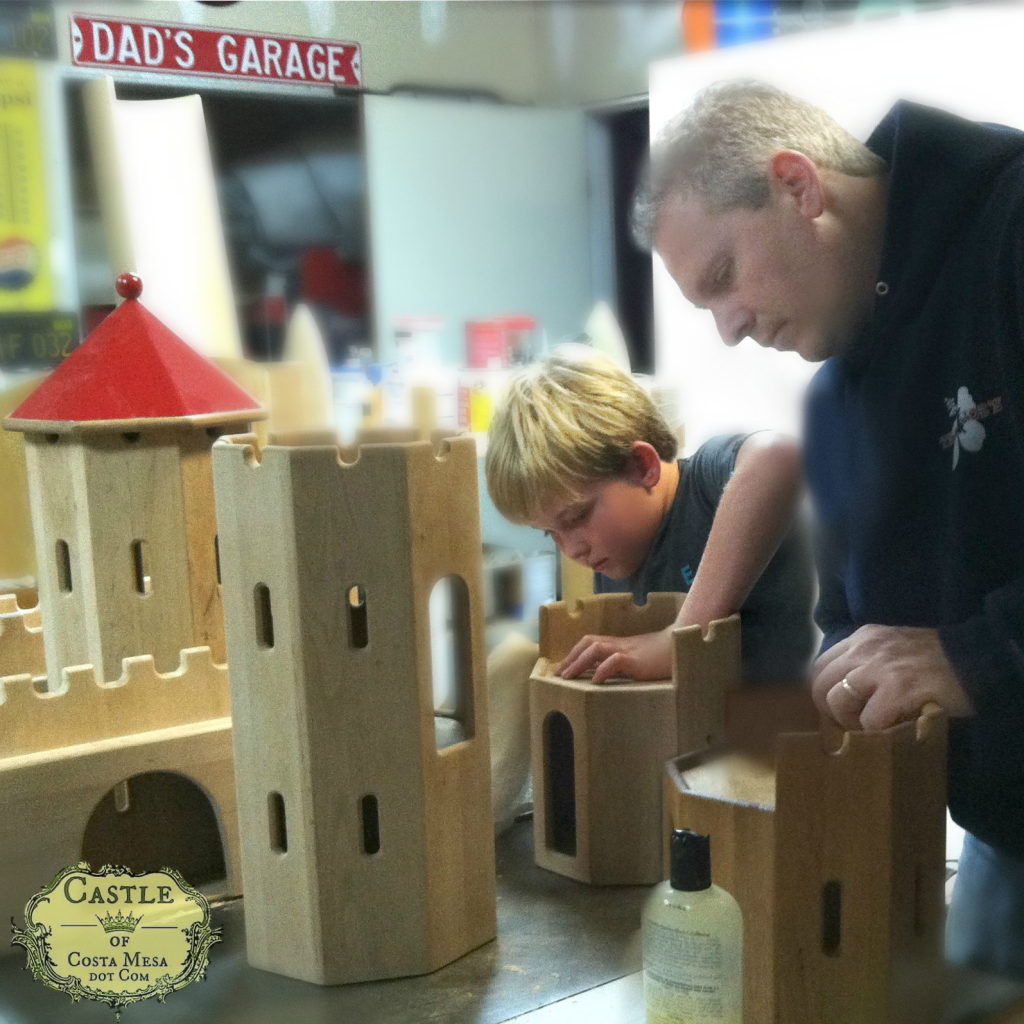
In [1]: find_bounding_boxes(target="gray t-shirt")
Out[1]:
[594,434,817,685]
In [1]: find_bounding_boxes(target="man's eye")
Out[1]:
[713,261,732,289]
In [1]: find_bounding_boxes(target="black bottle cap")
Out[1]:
[670,829,712,891]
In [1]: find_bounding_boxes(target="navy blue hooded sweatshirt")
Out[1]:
[805,101,1024,858]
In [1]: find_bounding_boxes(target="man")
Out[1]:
[634,79,1024,978]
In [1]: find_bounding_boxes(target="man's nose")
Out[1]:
[712,306,753,347]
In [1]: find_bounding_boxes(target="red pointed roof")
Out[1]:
[5,285,264,433]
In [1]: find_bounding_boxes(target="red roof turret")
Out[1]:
[4,276,264,434]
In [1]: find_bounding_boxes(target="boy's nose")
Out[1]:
[563,535,590,563]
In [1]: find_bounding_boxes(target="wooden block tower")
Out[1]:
[3,274,264,688]
[665,698,947,1024]
[211,431,496,985]
[529,592,740,885]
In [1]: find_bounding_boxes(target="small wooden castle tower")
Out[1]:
[529,592,740,885]
[665,692,947,1024]
[3,274,264,688]
[211,431,496,985]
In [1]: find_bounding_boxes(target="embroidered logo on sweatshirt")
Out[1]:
[939,387,1002,468]
[681,565,695,586]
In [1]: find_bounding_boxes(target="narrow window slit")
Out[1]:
[361,795,381,855]
[268,791,287,853]
[348,585,368,649]
[132,540,152,595]
[56,540,73,593]
[255,583,275,648]
[822,881,843,956]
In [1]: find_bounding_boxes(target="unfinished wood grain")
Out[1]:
[212,433,495,985]
[0,718,240,953]
[0,646,228,757]
[178,429,226,663]
[664,704,948,1024]
[21,428,231,688]
[539,592,685,663]
[530,595,739,886]
[0,594,45,680]
[678,752,777,808]
[672,613,741,756]
[530,666,677,884]
[773,708,947,1024]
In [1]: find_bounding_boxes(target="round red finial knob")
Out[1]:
[115,272,143,300]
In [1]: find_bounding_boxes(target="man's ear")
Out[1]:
[626,441,663,491]
[769,149,825,218]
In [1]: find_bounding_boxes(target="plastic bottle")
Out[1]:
[641,829,743,1024]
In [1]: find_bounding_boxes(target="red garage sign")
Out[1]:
[70,15,361,88]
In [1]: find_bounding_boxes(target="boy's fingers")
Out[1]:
[558,635,597,676]
[558,637,611,679]
[558,635,622,678]
[593,652,628,685]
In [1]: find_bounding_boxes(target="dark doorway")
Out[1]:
[82,771,227,888]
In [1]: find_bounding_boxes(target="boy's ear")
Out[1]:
[626,442,663,490]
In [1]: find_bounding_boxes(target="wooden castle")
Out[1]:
[0,274,264,936]
[211,429,497,984]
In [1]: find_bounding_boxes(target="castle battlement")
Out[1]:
[0,646,229,759]
[0,593,45,680]
[214,430,476,482]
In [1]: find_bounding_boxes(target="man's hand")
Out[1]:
[812,624,975,731]
[557,626,674,685]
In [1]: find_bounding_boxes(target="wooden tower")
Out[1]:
[665,695,947,1024]
[211,431,496,985]
[3,274,263,688]
[529,592,740,885]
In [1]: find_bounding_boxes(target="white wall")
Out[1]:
[650,3,1024,451]
[363,95,592,365]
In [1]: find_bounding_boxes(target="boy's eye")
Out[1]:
[564,503,593,527]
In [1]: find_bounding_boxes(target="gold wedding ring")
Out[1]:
[840,677,866,702]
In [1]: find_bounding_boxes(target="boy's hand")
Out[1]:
[557,626,673,684]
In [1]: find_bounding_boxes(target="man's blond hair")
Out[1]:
[633,79,886,246]
[485,345,678,526]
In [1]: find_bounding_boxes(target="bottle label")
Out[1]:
[643,921,740,1024]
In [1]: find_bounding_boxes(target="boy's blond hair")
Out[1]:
[485,345,678,525]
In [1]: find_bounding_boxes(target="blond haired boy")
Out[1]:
[486,345,815,684]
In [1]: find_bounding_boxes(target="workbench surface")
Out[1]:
[2,820,1022,1024]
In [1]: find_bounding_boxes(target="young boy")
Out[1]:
[485,346,816,685]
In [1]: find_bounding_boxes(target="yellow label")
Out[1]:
[0,58,53,310]
[12,863,221,1020]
